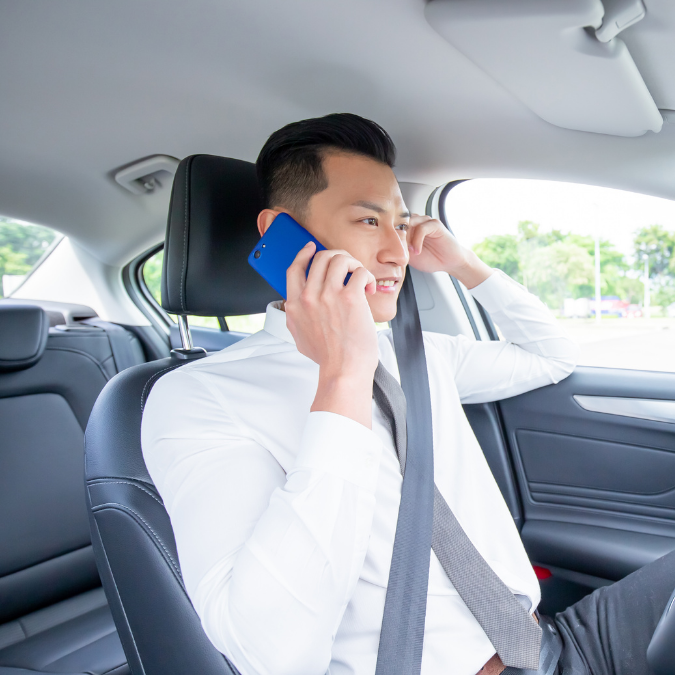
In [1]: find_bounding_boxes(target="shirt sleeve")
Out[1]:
[141,368,383,675]
[429,269,580,404]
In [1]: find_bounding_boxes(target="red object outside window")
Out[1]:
[533,565,552,580]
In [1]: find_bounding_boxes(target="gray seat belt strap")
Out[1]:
[374,272,544,672]
[374,273,435,675]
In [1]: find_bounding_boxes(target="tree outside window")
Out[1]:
[0,217,58,297]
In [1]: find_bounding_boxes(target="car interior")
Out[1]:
[2,1,675,674]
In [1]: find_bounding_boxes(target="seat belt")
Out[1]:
[374,273,435,675]
[375,273,557,674]
[83,319,139,373]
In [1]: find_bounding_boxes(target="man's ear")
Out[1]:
[257,209,281,237]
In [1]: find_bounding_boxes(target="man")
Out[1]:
[142,114,675,675]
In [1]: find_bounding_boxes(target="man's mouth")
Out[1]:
[376,278,400,292]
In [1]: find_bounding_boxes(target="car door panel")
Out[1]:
[522,520,675,582]
[519,429,675,505]
[500,367,675,527]
[487,366,675,612]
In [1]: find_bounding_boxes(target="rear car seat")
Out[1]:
[0,302,144,675]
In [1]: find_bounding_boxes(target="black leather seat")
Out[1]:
[0,303,144,675]
[84,156,278,675]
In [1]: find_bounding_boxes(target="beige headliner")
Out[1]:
[2,0,675,266]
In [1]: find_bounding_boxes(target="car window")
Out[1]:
[0,216,60,297]
[444,179,675,373]
[141,248,266,332]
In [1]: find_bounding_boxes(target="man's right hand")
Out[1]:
[285,242,379,428]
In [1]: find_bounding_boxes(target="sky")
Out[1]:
[444,179,675,261]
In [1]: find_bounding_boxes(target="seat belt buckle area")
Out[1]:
[502,616,562,675]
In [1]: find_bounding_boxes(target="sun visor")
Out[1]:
[425,0,663,137]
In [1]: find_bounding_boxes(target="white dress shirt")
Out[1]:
[141,270,579,675]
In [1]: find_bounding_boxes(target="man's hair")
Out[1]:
[256,113,396,217]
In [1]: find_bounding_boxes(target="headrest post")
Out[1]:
[177,315,193,351]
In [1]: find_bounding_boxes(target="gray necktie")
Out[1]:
[373,361,542,670]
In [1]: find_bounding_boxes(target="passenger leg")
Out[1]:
[554,550,675,675]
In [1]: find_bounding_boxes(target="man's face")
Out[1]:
[291,152,410,323]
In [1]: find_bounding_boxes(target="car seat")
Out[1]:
[0,303,144,674]
[84,155,277,675]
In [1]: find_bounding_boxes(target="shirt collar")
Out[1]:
[263,301,296,345]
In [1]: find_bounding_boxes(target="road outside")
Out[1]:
[559,318,675,372]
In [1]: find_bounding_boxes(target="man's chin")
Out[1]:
[370,299,398,324]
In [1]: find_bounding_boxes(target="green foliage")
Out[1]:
[473,234,520,279]
[142,249,163,304]
[0,246,29,276]
[523,240,594,309]
[632,225,675,309]
[0,217,57,267]
[633,225,675,277]
[472,220,657,311]
[0,217,58,297]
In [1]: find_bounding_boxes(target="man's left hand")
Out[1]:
[407,214,493,290]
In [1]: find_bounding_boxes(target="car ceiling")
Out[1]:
[2,0,675,267]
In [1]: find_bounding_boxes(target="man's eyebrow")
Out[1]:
[352,200,386,213]
[352,200,411,219]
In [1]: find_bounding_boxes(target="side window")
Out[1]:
[141,248,266,333]
[0,216,59,297]
[444,179,675,373]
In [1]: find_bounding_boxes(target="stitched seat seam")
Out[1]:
[45,346,110,380]
[88,512,145,675]
[92,502,182,579]
[89,480,164,506]
[141,364,184,411]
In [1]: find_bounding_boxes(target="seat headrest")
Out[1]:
[0,304,49,372]
[161,155,282,317]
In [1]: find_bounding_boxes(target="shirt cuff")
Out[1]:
[469,268,528,314]
[292,411,383,492]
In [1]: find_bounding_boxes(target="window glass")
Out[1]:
[141,248,265,332]
[226,314,267,333]
[444,179,675,372]
[0,216,59,297]
[141,248,163,305]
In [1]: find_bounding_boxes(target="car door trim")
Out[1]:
[574,395,675,425]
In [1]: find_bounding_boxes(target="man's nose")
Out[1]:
[378,224,409,266]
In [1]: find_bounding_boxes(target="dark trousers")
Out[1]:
[552,550,675,675]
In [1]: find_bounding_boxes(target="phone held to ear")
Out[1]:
[248,212,350,299]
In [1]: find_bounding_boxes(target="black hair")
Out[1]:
[256,113,396,216]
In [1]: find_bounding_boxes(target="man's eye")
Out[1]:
[397,223,409,232]
[363,217,378,226]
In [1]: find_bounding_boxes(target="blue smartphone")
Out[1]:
[248,212,350,298]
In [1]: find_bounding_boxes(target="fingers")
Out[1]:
[289,246,375,305]
[305,248,349,287]
[307,249,374,291]
[409,213,433,226]
[348,266,378,295]
[286,241,316,300]
[324,253,374,287]
[408,214,442,255]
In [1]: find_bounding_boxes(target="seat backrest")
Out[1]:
[86,357,238,675]
[0,303,144,626]
[85,156,271,675]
